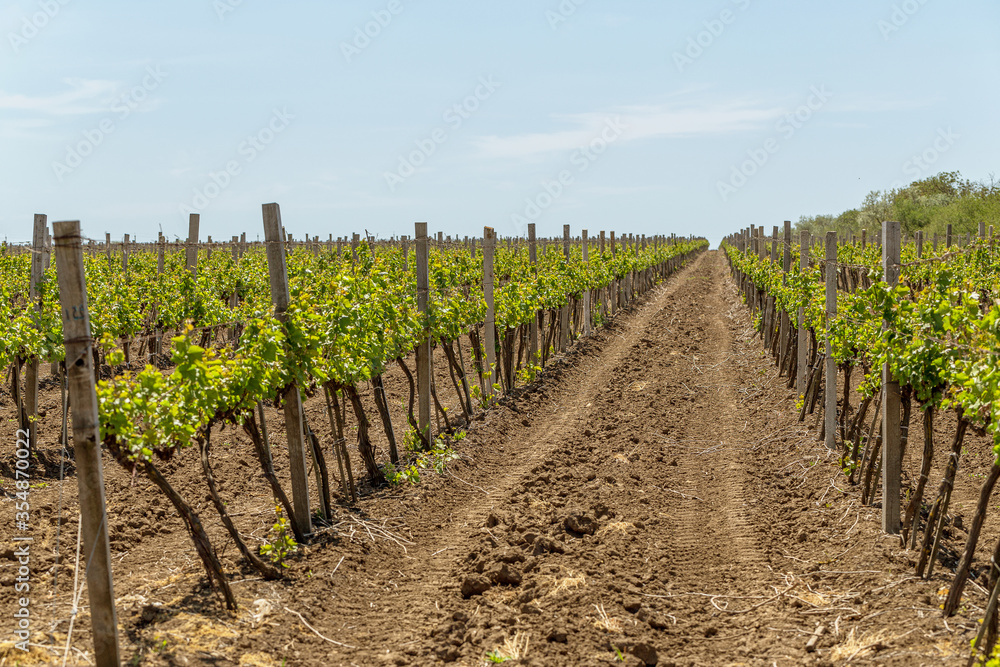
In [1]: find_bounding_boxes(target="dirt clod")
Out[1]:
[488,562,523,586]
[630,642,658,665]
[564,513,597,535]
[460,575,492,598]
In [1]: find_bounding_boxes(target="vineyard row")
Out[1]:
[723,220,1000,664]
[7,205,705,665]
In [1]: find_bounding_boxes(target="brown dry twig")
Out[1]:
[283,606,356,648]
[710,579,798,614]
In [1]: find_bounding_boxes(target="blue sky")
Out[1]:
[1,0,997,247]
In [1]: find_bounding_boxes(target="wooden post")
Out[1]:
[351,233,359,264]
[122,233,130,275]
[483,227,497,400]
[882,220,902,534]
[186,214,199,278]
[24,215,47,447]
[262,204,312,538]
[824,231,837,451]
[528,224,539,363]
[980,220,987,239]
[582,230,592,336]
[415,223,432,445]
[560,225,570,351]
[610,232,618,315]
[154,234,165,356]
[52,221,121,667]
[777,223,789,270]
[946,223,953,249]
[624,234,633,304]
[599,231,607,321]
[916,230,923,259]
[402,236,409,273]
[42,225,51,271]
[779,221,791,369]
[105,232,111,267]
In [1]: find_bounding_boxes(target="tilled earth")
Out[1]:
[0,250,988,666]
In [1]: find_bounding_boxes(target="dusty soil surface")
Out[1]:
[1,249,994,666]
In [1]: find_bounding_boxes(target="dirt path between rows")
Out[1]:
[2,250,981,666]
[295,250,972,666]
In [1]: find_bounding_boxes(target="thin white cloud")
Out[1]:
[473,101,783,160]
[0,117,55,139]
[583,184,663,196]
[0,78,120,115]
[829,94,940,113]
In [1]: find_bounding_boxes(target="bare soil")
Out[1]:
[1,250,994,666]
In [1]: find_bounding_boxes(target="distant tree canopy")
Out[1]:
[794,172,1000,239]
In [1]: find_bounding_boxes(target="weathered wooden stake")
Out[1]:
[582,229,592,336]
[53,220,121,667]
[882,220,902,534]
[24,214,47,447]
[796,231,810,396]
[779,221,791,370]
[415,223,432,445]
[186,214,199,278]
[528,224,539,362]
[483,227,497,400]
[559,224,570,351]
[610,231,618,315]
[599,231,607,320]
[262,204,312,538]
[824,231,837,451]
